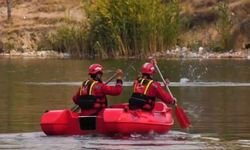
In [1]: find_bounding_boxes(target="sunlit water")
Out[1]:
[0,58,250,149]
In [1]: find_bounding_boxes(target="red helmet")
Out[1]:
[141,63,156,75]
[88,64,103,75]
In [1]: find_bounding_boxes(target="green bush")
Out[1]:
[215,0,233,52]
[41,0,181,58]
[85,0,180,58]
[39,25,89,58]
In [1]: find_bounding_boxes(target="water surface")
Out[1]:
[0,58,250,149]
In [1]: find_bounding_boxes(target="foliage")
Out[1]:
[85,0,180,58]
[39,25,89,58]
[215,0,233,51]
[41,0,181,58]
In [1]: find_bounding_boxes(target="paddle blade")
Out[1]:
[175,105,191,129]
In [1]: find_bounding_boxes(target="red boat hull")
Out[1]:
[40,102,174,135]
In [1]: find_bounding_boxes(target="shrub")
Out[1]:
[85,0,180,58]
[41,0,181,58]
[215,0,233,51]
[40,25,90,58]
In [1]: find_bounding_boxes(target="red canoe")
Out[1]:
[40,102,174,135]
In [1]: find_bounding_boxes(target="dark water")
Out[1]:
[0,58,250,149]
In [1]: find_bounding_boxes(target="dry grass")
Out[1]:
[0,0,83,52]
[179,0,250,50]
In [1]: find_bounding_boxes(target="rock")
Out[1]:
[10,50,22,56]
[198,47,204,53]
[175,46,181,53]
[166,50,171,54]
[202,54,209,59]
[188,52,199,58]
[182,47,188,52]
[63,53,70,58]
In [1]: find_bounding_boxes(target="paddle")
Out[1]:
[71,72,118,112]
[152,59,191,129]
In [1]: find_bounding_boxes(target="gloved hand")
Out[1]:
[116,69,123,80]
[165,78,170,85]
[172,97,177,105]
[149,57,157,65]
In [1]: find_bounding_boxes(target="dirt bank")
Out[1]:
[0,0,84,52]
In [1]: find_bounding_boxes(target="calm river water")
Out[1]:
[0,58,250,150]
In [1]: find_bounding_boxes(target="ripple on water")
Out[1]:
[0,131,231,150]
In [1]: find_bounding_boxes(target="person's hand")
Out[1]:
[148,57,157,65]
[116,69,123,79]
[165,78,170,85]
[150,58,157,65]
[172,97,177,105]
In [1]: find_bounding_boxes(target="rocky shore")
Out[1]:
[1,48,250,59]
[152,47,250,59]
[0,50,70,59]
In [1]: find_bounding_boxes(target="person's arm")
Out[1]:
[72,88,80,104]
[154,82,176,105]
[101,79,123,95]
[102,69,123,95]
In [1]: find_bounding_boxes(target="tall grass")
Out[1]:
[39,25,91,58]
[85,0,180,58]
[41,0,180,58]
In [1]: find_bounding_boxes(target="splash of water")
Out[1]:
[180,60,209,82]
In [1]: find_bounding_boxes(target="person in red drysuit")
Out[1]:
[73,64,123,115]
[129,60,176,111]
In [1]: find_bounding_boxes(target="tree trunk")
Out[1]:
[6,0,12,20]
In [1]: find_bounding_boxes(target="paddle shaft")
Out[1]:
[154,61,191,129]
[71,72,118,112]
[105,72,118,85]
[154,63,174,98]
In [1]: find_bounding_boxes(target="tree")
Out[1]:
[6,0,12,20]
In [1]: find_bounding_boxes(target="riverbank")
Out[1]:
[1,0,249,58]
[1,48,250,59]
[152,47,250,59]
[0,50,70,59]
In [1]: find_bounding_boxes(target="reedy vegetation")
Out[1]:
[41,0,233,58]
[215,0,233,51]
[42,0,180,58]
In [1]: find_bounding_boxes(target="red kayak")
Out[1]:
[40,102,174,135]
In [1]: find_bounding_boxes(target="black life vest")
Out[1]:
[129,78,155,111]
[78,80,106,109]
